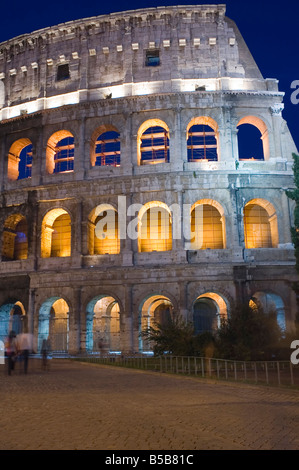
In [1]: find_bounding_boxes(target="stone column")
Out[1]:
[270,103,284,159]
[169,106,184,170]
[121,284,133,353]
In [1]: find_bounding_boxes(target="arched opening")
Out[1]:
[244,199,278,248]
[0,301,26,342]
[88,204,120,255]
[2,214,28,261]
[187,117,219,162]
[46,130,74,174]
[41,209,71,258]
[190,200,225,249]
[38,297,69,353]
[137,119,169,165]
[237,116,269,161]
[139,295,174,352]
[90,125,121,167]
[193,293,228,335]
[94,131,120,167]
[8,138,33,180]
[250,292,286,331]
[86,295,120,353]
[138,201,172,252]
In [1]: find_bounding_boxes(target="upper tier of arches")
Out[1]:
[5,115,272,181]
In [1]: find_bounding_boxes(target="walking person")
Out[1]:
[41,337,51,371]
[5,331,17,376]
[17,332,34,374]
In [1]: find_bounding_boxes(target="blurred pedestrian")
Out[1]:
[5,331,17,375]
[17,332,34,374]
[41,337,51,371]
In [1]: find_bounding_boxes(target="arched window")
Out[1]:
[94,131,120,167]
[86,295,121,353]
[187,117,219,162]
[46,131,74,174]
[8,138,33,180]
[237,116,269,161]
[38,297,69,353]
[251,292,286,331]
[0,301,26,343]
[2,214,28,261]
[41,209,71,258]
[88,205,120,255]
[138,202,172,252]
[193,293,228,335]
[137,119,169,165]
[244,199,278,248]
[90,125,121,167]
[190,201,225,250]
[138,294,174,352]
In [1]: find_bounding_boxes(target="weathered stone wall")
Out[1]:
[0,5,297,354]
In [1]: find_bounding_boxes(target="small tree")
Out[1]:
[215,303,283,361]
[286,152,299,335]
[140,315,196,356]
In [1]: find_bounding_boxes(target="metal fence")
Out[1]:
[75,354,299,387]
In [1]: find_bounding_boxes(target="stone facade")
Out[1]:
[0,5,297,355]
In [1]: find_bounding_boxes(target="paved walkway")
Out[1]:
[0,359,299,450]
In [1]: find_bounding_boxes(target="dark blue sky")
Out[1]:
[1,0,298,151]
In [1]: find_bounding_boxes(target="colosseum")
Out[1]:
[0,4,297,355]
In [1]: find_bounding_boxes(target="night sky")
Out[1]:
[0,0,298,151]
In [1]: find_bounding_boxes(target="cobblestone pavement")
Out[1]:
[1,359,299,450]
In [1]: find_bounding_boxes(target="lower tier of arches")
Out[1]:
[0,276,295,355]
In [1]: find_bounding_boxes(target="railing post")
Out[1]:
[216,359,219,379]
[208,358,212,377]
[234,361,237,380]
[290,361,294,386]
[254,362,258,383]
[225,360,228,379]
[244,362,247,381]
[265,362,269,384]
[201,357,204,377]
[277,361,281,385]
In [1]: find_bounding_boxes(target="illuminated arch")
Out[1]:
[88,204,120,255]
[138,201,172,252]
[190,200,226,249]
[86,295,121,352]
[41,208,71,258]
[0,301,26,342]
[193,292,228,335]
[90,125,121,167]
[7,138,33,180]
[186,117,219,162]
[46,130,74,174]
[38,297,69,352]
[2,214,28,261]
[237,116,269,161]
[250,291,286,331]
[138,294,174,352]
[244,199,278,248]
[137,119,169,165]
